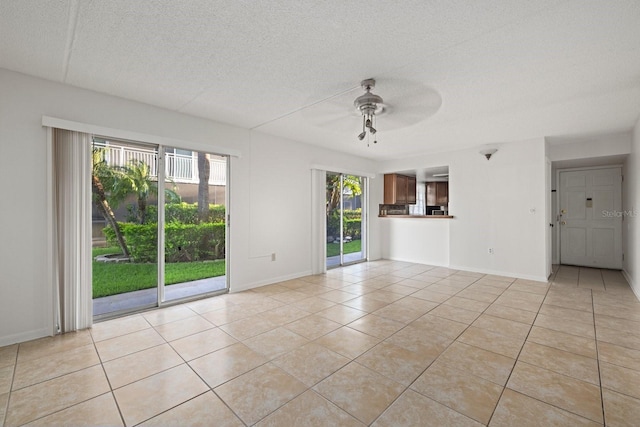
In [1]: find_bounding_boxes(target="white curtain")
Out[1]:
[311,169,327,275]
[52,128,93,332]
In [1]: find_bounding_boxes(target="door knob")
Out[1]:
[561,221,566,225]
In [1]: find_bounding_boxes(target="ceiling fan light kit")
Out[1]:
[479,148,498,160]
[354,78,385,146]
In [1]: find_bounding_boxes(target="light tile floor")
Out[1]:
[1,261,640,426]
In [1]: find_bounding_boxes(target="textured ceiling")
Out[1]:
[1,0,639,160]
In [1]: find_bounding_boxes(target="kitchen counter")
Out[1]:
[378,214,454,218]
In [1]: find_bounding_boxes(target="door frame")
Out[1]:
[92,140,231,319]
[157,149,231,308]
[341,175,368,267]
[325,172,369,270]
[545,158,552,278]
[556,164,623,268]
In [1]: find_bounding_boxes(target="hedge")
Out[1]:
[343,208,361,220]
[344,219,362,239]
[327,211,362,240]
[127,203,226,224]
[104,222,225,263]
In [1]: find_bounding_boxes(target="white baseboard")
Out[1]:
[230,270,314,293]
[622,269,640,302]
[447,264,548,283]
[384,256,449,268]
[0,327,52,347]
[371,258,549,283]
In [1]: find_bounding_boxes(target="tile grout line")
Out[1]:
[341,269,463,426]
[91,324,128,427]
[591,287,607,426]
[110,312,248,426]
[485,273,554,426]
[1,345,19,427]
[8,332,126,427]
[298,266,466,425]
[181,303,336,426]
[369,272,503,426]
[488,268,611,425]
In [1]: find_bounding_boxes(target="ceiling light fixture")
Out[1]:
[479,148,498,160]
[354,79,385,146]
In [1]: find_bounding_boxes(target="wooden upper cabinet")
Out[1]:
[384,173,416,205]
[396,175,408,204]
[426,181,436,205]
[436,182,448,205]
[426,181,449,205]
[407,176,417,204]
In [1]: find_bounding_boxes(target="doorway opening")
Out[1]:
[326,172,367,268]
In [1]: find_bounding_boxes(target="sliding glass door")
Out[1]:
[91,137,229,319]
[162,148,228,303]
[326,173,367,269]
[91,138,159,316]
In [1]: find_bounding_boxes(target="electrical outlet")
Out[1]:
[488,248,494,254]
[271,253,276,261]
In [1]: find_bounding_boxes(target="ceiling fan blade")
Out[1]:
[300,78,442,132]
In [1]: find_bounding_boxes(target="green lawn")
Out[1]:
[326,239,362,257]
[92,247,225,298]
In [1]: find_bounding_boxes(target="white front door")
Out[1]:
[559,167,622,269]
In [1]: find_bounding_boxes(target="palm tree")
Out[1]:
[111,160,154,224]
[197,152,210,223]
[326,174,362,240]
[326,174,362,216]
[111,160,180,224]
[92,148,130,257]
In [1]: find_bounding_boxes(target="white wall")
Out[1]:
[549,132,631,162]
[623,118,640,298]
[380,219,449,265]
[0,69,378,345]
[230,131,380,291]
[379,138,548,281]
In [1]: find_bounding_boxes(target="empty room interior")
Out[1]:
[1,1,640,426]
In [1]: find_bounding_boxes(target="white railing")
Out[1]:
[96,143,226,185]
[165,152,194,182]
[208,158,226,185]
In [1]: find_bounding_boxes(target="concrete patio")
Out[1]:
[93,276,227,317]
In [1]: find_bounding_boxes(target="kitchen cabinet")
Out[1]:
[426,181,449,205]
[407,176,417,204]
[384,174,416,205]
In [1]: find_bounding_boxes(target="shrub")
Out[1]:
[326,211,361,240]
[104,222,225,262]
[127,203,225,224]
[327,210,341,239]
[343,208,361,220]
[344,219,361,239]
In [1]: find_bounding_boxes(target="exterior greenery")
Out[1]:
[327,209,362,240]
[93,145,227,299]
[326,240,361,258]
[137,203,226,224]
[92,247,225,298]
[103,218,225,263]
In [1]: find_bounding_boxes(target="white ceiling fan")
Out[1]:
[301,78,443,145]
